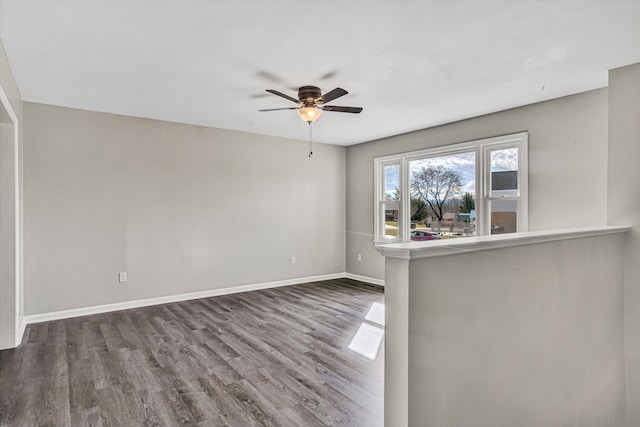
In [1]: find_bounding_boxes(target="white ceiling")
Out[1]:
[1,1,640,146]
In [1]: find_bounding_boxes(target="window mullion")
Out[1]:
[477,146,486,236]
[400,158,410,242]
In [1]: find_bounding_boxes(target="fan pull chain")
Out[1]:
[308,122,313,157]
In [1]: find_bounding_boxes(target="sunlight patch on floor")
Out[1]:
[348,302,385,360]
[365,302,385,326]
[348,323,384,360]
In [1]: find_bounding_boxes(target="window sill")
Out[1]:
[374,226,630,260]
[373,238,402,245]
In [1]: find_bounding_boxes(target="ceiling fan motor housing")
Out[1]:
[298,86,322,105]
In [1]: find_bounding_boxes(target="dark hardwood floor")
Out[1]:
[0,278,384,426]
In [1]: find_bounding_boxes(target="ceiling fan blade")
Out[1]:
[259,107,299,112]
[318,70,338,81]
[257,71,289,86]
[265,89,300,104]
[321,105,363,113]
[316,87,348,104]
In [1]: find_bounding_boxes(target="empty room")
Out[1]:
[1,1,640,426]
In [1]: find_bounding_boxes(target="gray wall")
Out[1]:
[23,102,345,315]
[407,234,626,426]
[346,89,609,280]
[608,63,640,426]
[0,38,23,349]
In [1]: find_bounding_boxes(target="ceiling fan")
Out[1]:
[259,86,363,122]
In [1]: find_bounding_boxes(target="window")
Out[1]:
[374,132,528,243]
[378,162,401,241]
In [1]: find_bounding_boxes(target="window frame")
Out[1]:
[374,132,528,243]
[376,160,403,242]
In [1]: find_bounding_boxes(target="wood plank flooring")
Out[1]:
[0,278,384,426]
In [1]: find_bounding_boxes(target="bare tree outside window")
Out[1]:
[375,132,526,242]
[410,165,463,221]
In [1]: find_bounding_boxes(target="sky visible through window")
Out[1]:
[384,165,399,200]
[410,151,477,195]
[491,148,518,171]
[385,149,518,200]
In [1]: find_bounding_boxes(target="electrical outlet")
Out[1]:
[357,254,362,262]
[119,272,127,282]
[291,256,296,264]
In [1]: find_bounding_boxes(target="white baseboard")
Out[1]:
[344,272,385,287]
[23,272,351,325]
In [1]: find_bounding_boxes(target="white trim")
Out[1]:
[375,160,402,243]
[0,83,22,348]
[374,132,527,164]
[481,134,529,234]
[375,225,630,260]
[22,272,378,325]
[344,272,385,287]
[13,102,21,347]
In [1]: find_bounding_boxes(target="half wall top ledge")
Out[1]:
[375,226,631,260]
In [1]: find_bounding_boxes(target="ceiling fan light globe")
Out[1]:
[297,106,322,123]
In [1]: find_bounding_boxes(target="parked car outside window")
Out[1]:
[410,230,441,241]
